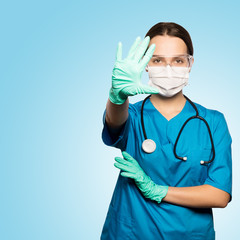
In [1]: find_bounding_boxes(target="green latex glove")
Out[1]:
[109,36,159,105]
[114,151,169,203]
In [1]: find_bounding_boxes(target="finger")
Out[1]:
[138,84,159,95]
[134,36,150,62]
[122,151,136,163]
[116,42,122,61]
[139,44,156,70]
[121,172,136,179]
[126,36,141,59]
[114,162,131,172]
[114,157,132,166]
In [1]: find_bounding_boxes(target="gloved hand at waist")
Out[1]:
[114,151,168,203]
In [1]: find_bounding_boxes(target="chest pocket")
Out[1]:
[186,147,212,185]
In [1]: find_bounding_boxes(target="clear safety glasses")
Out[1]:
[147,54,193,73]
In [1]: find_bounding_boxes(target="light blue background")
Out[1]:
[1,1,240,239]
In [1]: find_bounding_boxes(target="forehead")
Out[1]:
[149,35,188,55]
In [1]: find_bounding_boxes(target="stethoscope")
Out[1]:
[141,95,215,165]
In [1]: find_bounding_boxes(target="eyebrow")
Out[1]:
[152,54,188,57]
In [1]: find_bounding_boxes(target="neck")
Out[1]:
[150,91,186,113]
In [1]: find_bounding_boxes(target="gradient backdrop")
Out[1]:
[1,0,240,239]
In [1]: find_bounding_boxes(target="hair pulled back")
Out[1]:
[145,22,194,55]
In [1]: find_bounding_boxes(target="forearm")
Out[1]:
[105,98,129,129]
[162,184,230,208]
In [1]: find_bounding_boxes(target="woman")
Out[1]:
[101,22,232,240]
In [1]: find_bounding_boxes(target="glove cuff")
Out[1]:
[153,185,169,203]
[109,88,127,105]
[136,175,169,204]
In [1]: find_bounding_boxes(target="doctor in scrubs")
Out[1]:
[100,22,232,240]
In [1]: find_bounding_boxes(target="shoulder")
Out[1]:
[193,101,222,117]
[128,99,144,115]
[193,100,223,116]
[192,101,228,132]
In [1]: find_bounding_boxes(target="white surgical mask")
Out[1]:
[146,65,190,97]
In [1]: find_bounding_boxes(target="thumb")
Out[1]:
[121,172,136,179]
[139,84,159,95]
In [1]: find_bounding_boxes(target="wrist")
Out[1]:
[109,88,127,105]
[154,185,169,203]
[136,175,169,204]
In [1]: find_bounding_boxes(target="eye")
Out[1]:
[152,57,163,64]
[175,58,184,64]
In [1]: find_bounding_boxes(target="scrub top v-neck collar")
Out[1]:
[147,96,191,124]
[143,96,194,145]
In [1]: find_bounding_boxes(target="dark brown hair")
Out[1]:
[145,22,194,55]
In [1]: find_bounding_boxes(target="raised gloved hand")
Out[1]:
[109,36,159,105]
[114,151,168,203]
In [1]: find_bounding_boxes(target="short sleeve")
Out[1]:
[204,111,232,202]
[101,104,137,151]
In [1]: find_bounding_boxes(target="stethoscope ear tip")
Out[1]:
[200,160,205,165]
[183,157,187,161]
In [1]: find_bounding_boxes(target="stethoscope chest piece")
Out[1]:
[142,139,156,153]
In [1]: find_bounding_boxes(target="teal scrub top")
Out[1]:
[101,97,232,240]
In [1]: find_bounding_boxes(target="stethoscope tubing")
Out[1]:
[141,95,215,165]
